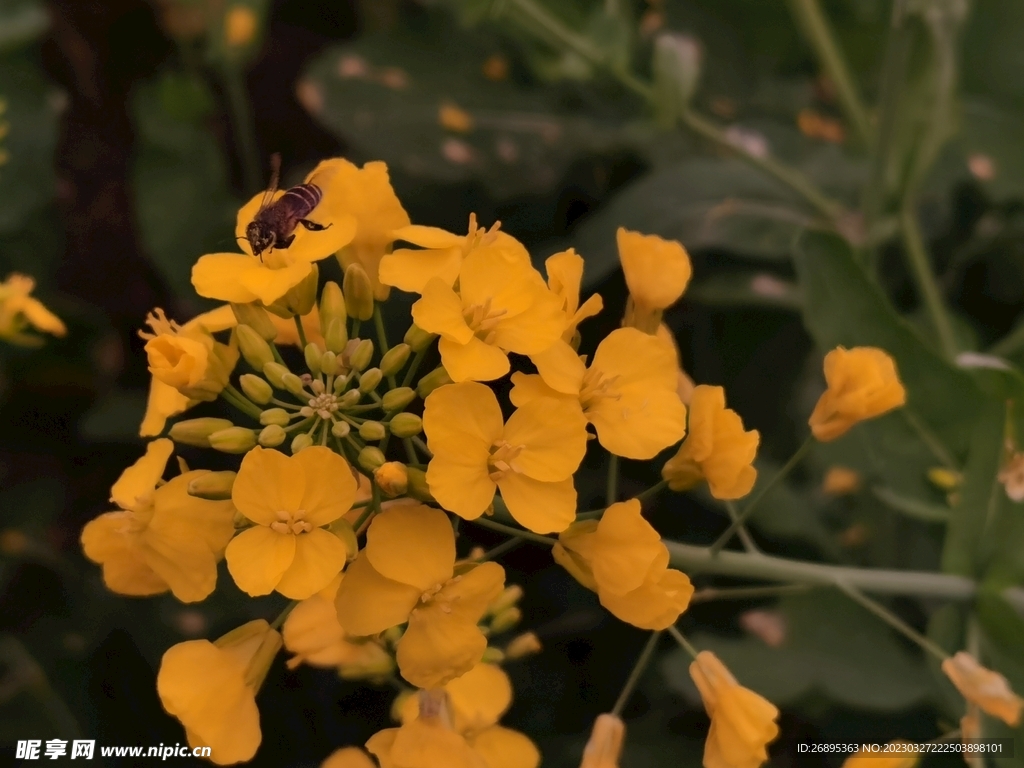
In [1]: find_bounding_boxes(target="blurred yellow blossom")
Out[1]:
[225,446,357,599]
[157,619,281,765]
[322,748,377,768]
[808,346,906,442]
[0,273,66,346]
[543,248,603,343]
[334,503,505,688]
[424,382,588,533]
[941,651,1023,726]
[553,499,693,629]
[367,690,488,768]
[224,4,257,47]
[398,662,511,732]
[662,385,759,500]
[689,650,779,768]
[579,714,624,768]
[841,743,919,768]
[617,229,692,333]
[822,466,862,496]
[440,102,474,133]
[81,439,235,602]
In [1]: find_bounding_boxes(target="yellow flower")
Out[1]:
[579,714,625,768]
[656,323,695,404]
[307,158,410,301]
[553,500,693,630]
[191,164,359,306]
[140,307,239,402]
[379,213,531,296]
[808,346,906,442]
[410,252,563,382]
[424,382,588,533]
[0,273,66,346]
[81,439,235,602]
[439,102,474,133]
[367,690,488,768]
[322,747,377,768]
[139,305,238,436]
[617,229,692,332]
[334,502,505,688]
[513,327,687,460]
[689,650,780,768]
[661,385,760,500]
[224,4,257,47]
[544,249,603,343]
[270,305,324,348]
[157,619,281,765]
[841,743,919,768]
[822,466,862,496]
[941,651,1024,726]
[225,446,357,599]
[283,573,393,679]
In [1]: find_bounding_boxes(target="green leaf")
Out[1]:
[662,590,935,711]
[869,485,951,524]
[78,389,148,443]
[687,272,802,311]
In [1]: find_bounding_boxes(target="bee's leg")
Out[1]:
[298,219,332,232]
[277,234,296,249]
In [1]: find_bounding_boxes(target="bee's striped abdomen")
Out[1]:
[280,183,322,216]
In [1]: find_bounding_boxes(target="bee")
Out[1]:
[243,154,331,260]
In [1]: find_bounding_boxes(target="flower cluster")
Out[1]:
[78,155,984,768]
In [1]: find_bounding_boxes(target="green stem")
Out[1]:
[269,600,299,631]
[900,206,958,360]
[373,304,390,355]
[220,386,262,420]
[635,479,667,505]
[610,631,661,717]
[468,517,558,547]
[901,408,958,470]
[709,436,813,554]
[219,65,262,196]
[786,0,872,146]
[667,626,700,660]
[411,435,432,459]
[478,537,525,562]
[724,500,759,554]
[402,346,429,389]
[834,580,949,661]
[293,315,308,350]
[403,437,419,465]
[351,319,361,340]
[352,485,381,532]
[690,583,815,604]
[269,341,286,366]
[606,454,619,505]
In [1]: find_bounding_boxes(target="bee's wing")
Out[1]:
[257,153,282,212]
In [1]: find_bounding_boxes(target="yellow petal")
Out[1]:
[225,526,297,596]
[365,503,454,591]
[191,253,263,303]
[275,528,349,600]
[21,296,66,336]
[424,382,505,449]
[503,399,588,482]
[321,747,378,768]
[498,473,577,534]
[470,727,541,768]
[141,525,220,603]
[398,608,488,688]
[140,377,193,437]
[111,438,174,510]
[238,258,318,305]
[182,305,239,334]
[616,228,692,310]
[334,552,421,636]
[531,340,586,395]
[150,471,236,555]
[439,335,511,383]
[294,447,358,526]
[390,718,488,768]
[80,512,168,596]
[426,452,496,521]
[233,446,306,526]
[446,664,513,732]
[589,499,662,594]
[393,224,465,250]
[412,278,473,344]
[508,371,572,409]
[439,561,506,623]
[545,249,585,317]
[380,247,463,293]
[599,566,694,630]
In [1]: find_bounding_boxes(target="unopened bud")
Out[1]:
[652,33,702,128]
[380,343,411,376]
[258,424,287,447]
[481,647,506,664]
[259,408,290,427]
[237,324,274,371]
[169,417,234,447]
[359,421,386,441]
[417,366,452,398]
[209,427,257,453]
[304,343,323,377]
[331,420,351,439]
[319,281,347,333]
[358,446,386,472]
[321,350,339,376]
[333,374,350,394]
[291,433,313,454]
[262,361,290,389]
[239,373,273,405]
[505,631,542,660]
[338,642,395,681]
[404,323,436,353]
[187,470,237,500]
[382,387,416,413]
[281,372,307,398]
[489,585,524,615]
[343,263,374,320]
[928,467,962,492]
[490,606,522,635]
[389,412,423,438]
[325,318,348,354]
[338,389,361,408]
[358,368,383,393]
[406,466,433,502]
[231,302,277,340]
[327,518,359,561]
[374,461,408,496]
[349,339,374,372]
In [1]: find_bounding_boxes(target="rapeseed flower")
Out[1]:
[553,500,693,629]
[808,346,906,442]
[423,382,588,533]
[225,446,357,600]
[617,229,692,333]
[544,248,603,343]
[334,502,505,688]
[322,748,377,768]
[0,273,66,346]
[367,690,487,768]
[141,307,239,402]
[941,651,1023,726]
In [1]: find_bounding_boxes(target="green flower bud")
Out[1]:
[358,446,386,472]
[262,361,290,389]
[358,368,383,393]
[291,433,314,454]
[406,466,434,502]
[489,606,522,635]
[416,366,452,398]
[652,32,702,128]
[327,518,358,561]
[359,420,386,441]
[209,427,258,454]
[266,264,318,318]
[236,324,274,371]
[169,417,235,447]
[505,631,542,660]
[304,343,323,377]
[381,387,416,413]
[349,338,374,372]
[187,470,237,500]
[319,281,347,333]
[281,372,307,398]
[481,647,506,664]
[379,343,411,376]
[389,412,423,438]
[230,303,277,341]
[331,420,351,439]
[259,408,290,426]
[258,424,287,447]
[343,263,374,321]
[239,373,273,405]
[403,323,436,353]
[325,318,348,354]
[321,350,339,376]
[333,374,350,394]
[488,585,524,616]
[374,461,408,497]
[338,389,361,408]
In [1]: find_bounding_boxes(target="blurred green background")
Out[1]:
[2,0,1024,765]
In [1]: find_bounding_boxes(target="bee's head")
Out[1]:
[245,220,276,259]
